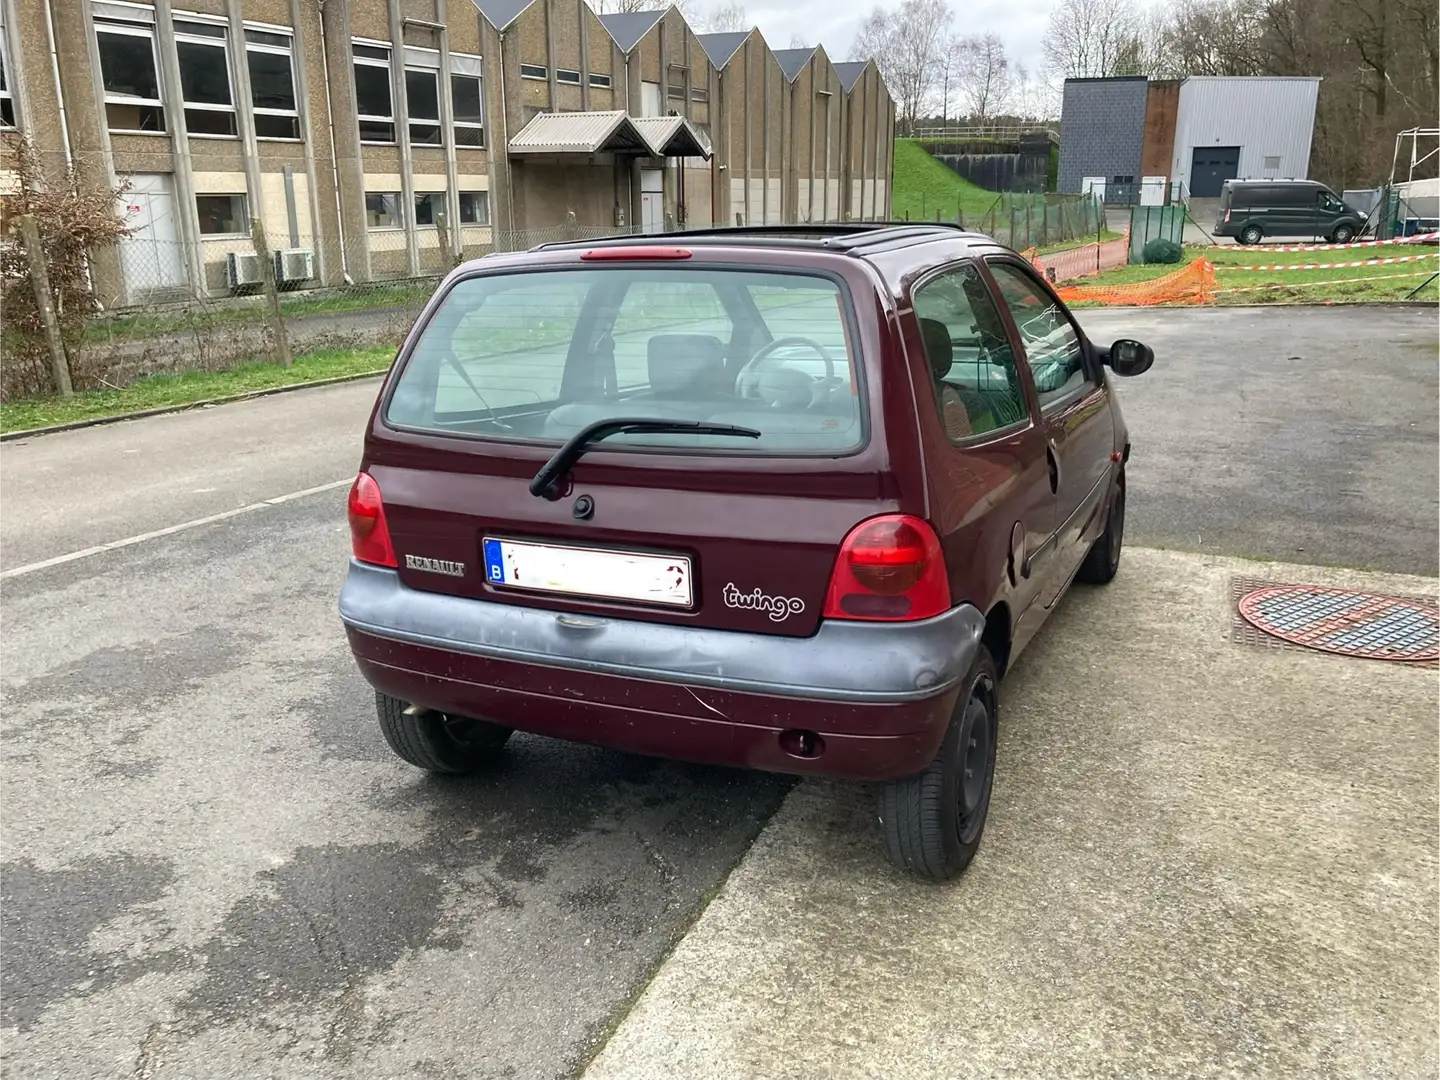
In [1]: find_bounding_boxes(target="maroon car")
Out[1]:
[340,223,1153,880]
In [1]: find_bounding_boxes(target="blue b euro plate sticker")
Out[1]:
[483,538,505,584]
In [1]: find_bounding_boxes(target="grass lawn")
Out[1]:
[1063,242,1440,305]
[891,139,1017,222]
[0,346,395,434]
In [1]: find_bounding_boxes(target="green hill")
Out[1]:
[891,138,1011,222]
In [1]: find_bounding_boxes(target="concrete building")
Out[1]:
[0,0,893,305]
[1058,75,1321,201]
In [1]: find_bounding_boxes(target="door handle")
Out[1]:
[1046,442,1060,494]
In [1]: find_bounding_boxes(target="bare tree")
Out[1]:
[788,34,812,50]
[1165,0,1265,76]
[852,0,954,134]
[695,0,748,33]
[1042,0,1143,78]
[957,33,1012,125]
[586,0,695,15]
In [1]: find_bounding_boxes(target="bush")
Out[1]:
[1142,237,1183,265]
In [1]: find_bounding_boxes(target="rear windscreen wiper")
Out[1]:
[529,417,761,497]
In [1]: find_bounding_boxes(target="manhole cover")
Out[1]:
[1237,585,1439,662]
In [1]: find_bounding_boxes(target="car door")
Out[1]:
[984,258,1114,609]
[908,259,1052,653]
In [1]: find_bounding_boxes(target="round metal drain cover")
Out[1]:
[1237,585,1439,662]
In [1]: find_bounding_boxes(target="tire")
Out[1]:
[1077,470,1125,585]
[1239,225,1264,246]
[877,646,999,882]
[375,691,513,774]
[1330,224,1356,245]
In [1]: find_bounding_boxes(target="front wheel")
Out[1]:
[1239,225,1264,246]
[1077,471,1125,584]
[375,692,513,774]
[877,646,999,882]
[1330,224,1356,245]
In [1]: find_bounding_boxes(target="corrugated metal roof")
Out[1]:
[695,31,749,69]
[598,10,665,52]
[833,61,868,92]
[631,116,713,159]
[773,48,815,82]
[470,0,535,31]
[508,111,649,155]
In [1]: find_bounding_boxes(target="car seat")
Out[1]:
[919,317,974,438]
[640,334,729,400]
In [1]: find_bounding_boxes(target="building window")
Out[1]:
[0,8,14,127]
[353,43,395,143]
[95,20,165,133]
[196,194,248,235]
[587,72,612,89]
[414,191,444,226]
[406,67,441,145]
[690,86,708,102]
[246,29,300,140]
[175,19,237,137]
[1263,155,1281,171]
[667,67,686,100]
[458,191,488,225]
[556,68,581,85]
[519,63,546,80]
[366,192,402,228]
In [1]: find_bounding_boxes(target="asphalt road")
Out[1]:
[1,304,1435,1079]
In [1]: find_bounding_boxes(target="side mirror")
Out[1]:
[1106,338,1154,377]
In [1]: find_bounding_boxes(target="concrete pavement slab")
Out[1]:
[583,547,1439,1080]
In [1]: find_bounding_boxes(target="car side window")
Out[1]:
[1319,191,1343,212]
[985,261,1091,410]
[911,261,1029,441]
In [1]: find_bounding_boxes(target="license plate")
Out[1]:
[482,538,692,608]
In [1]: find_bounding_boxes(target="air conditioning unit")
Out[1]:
[225,251,263,289]
[274,248,315,284]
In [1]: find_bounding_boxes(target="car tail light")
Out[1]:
[1223,208,1231,223]
[580,246,693,260]
[823,514,949,621]
[348,472,396,568]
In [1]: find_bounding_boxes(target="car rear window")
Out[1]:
[385,267,863,453]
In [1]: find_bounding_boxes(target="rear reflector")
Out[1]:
[348,472,397,568]
[580,246,693,261]
[823,514,949,622]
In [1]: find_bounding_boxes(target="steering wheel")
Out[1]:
[735,337,835,401]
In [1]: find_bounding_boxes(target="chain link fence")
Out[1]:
[894,192,1104,250]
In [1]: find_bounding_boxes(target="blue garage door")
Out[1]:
[1190,146,1241,198]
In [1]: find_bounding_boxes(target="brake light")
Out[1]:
[580,246,693,260]
[347,472,397,568]
[823,514,949,621]
[1223,208,1231,223]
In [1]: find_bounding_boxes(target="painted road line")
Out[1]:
[1225,252,1440,271]
[0,478,353,581]
[1214,270,1437,294]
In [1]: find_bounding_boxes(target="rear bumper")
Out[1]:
[338,561,985,781]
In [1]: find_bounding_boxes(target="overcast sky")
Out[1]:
[734,0,1057,75]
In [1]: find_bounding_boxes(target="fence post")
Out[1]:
[1026,201,1034,248]
[251,217,293,368]
[16,214,74,398]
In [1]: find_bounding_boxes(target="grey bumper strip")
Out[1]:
[339,561,985,704]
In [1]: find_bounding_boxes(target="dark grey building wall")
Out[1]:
[1057,77,1148,194]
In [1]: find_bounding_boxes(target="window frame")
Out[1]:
[587,71,612,89]
[365,191,403,230]
[458,190,489,225]
[404,64,442,145]
[519,63,547,81]
[908,258,1036,447]
[555,67,581,85]
[352,42,396,144]
[245,28,301,141]
[174,18,238,139]
[194,193,250,236]
[0,9,16,129]
[982,255,1097,414]
[413,190,446,228]
[449,53,485,148]
[95,20,167,134]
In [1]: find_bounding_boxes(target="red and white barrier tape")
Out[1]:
[1215,270,1437,294]
[1236,231,1440,253]
[1226,251,1440,271]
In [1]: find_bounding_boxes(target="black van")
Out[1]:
[1214,180,1364,245]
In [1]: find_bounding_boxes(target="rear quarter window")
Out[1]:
[385,266,865,455]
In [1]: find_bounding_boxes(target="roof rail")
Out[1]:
[532,221,986,254]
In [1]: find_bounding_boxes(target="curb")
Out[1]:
[0,368,389,442]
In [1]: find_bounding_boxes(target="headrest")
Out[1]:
[647,334,724,396]
[919,318,953,380]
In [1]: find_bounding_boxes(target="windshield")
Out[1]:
[385,267,863,454]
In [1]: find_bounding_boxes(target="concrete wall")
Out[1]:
[1057,77,1148,194]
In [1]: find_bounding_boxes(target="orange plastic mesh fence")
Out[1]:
[1055,257,1217,306]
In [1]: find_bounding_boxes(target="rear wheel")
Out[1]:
[877,646,999,882]
[1077,471,1125,585]
[1239,224,1264,246]
[1330,223,1356,245]
[375,691,513,774]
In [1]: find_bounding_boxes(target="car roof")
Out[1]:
[458,223,1014,292]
